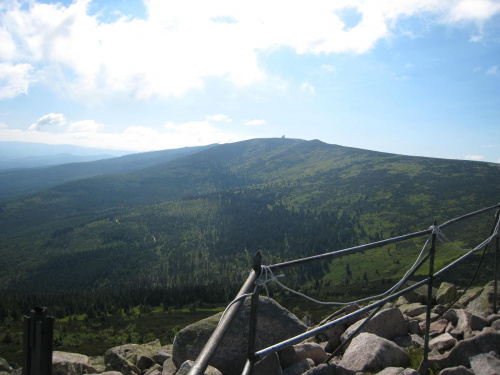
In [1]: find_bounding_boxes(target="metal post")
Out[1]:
[422,222,437,373]
[23,307,54,375]
[245,252,262,375]
[494,234,499,313]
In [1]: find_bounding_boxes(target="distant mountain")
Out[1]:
[0,141,131,169]
[0,138,499,297]
[0,144,215,198]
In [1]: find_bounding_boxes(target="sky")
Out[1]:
[0,0,499,163]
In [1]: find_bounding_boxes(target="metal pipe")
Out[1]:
[246,252,263,375]
[188,270,259,375]
[439,203,499,229]
[495,233,499,313]
[269,229,431,271]
[423,222,437,364]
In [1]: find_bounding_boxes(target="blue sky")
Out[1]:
[0,0,499,163]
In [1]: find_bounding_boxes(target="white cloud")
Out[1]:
[1,0,500,101]
[68,120,104,133]
[206,114,232,122]
[245,119,266,126]
[0,63,33,99]
[301,82,316,95]
[0,117,246,151]
[28,113,66,131]
[446,0,500,23]
[486,65,498,75]
[481,144,494,148]
[465,154,485,161]
[321,65,337,76]
[470,34,483,42]
[0,122,7,129]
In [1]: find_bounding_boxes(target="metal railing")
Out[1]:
[189,203,500,375]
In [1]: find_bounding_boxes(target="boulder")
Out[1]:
[104,351,140,375]
[466,281,500,317]
[469,314,488,331]
[339,333,410,373]
[438,366,474,375]
[457,287,482,306]
[437,282,458,305]
[144,364,162,375]
[172,296,307,375]
[375,368,418,375]
[282,358,314,375]
[341,308,408,343]
[429,333,456,352]
[52,351,97,375]
[399,303,427,318]
[302,362,353,375]
[176,360,222,375]
[423,329,500,370]
[469,352,500,375]
[279,343,328,368]
[323,323,345,353]
[105,341,162,366]
[420,319,448,337]
[137,355,156,371]
[162,358,177,375]
[254,353,282,375]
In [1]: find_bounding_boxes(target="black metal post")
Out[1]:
[494,233,499,313]
[23,307,54,375]
[422,222,437,373]
[245,252,262,375]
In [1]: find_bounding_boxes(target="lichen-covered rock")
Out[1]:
[469,352,500,375]
[466,281,500,318]
[437,282,458,305]
[339,333,410,373]
[172,296,307,375]
[282,358,314,375]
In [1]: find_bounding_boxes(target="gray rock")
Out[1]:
[176,360,222,375]
[399,303,428,318]
[467,281,500,317]
[282,358,314,375]
[424,329,500,370]
[279,343,328,368]
[420,319,448,337]
[375,367,405,375]
[400,369,419,375]
[469,314,489,331]
[323,323,345,352]
[153,351,171,365]
[407,320,422,335]
[341,308,408,343]
[339,333,410,373]
[469,352,500,375]
[457,287,483,306]
[429,333,456,352]
[437,282,458,305]
[487,313,500,324]
[100,372,124,375]
[162,358,177,375]
[172,296,307,375]
[137,355,155,371]
[144,364,162,375]
[254,353,282,375]
[492,319,500,331]
[105,351,140,375]
[438,365,474,375]
[52,351,97,375]
[302,362,354,375]
[105,341,162,366]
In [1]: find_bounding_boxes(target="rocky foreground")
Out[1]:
[1,280,499,375]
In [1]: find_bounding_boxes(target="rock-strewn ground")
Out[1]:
[1,281,499,375]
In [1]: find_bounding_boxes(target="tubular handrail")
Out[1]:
[188,203,500,375]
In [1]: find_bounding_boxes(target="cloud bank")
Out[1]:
[1,0,499,103]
